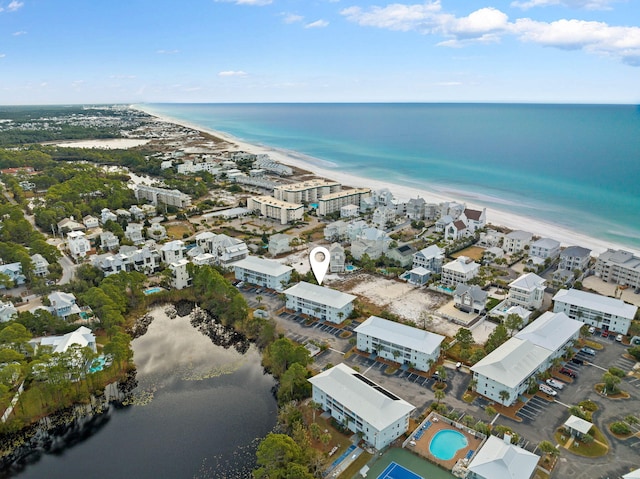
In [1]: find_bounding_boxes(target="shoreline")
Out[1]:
[134,105,637,256]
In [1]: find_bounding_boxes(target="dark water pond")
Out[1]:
[7,306,278,479]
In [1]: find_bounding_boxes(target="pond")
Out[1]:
[6,305,278,479]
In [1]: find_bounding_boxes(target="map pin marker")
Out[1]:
[309,246,331,285]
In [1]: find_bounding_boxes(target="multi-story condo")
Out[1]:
[595,249,640,289]
[503,230,533,254]
[317,188,371,216]
[553,288,637,335]
[273,179,341,204]
[233,256,293,290]
[284,282,356,324]
[441,256,480,287]
[412,245,444,274]
[354,316,444,372]
[529,237,561,260]
[507,273,546,310]
[558,246,592,272]
[247,196,304,225]
[472,312,581,406]
[309,363,415,450]
[134,184,192,208]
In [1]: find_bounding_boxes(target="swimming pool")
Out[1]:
[328,444,356,471]
[429,430,468,461]
[89,355,107,373]
[144,287,163,295]
[345,265,356,271]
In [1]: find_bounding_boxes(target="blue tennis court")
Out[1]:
[377,461,424,479]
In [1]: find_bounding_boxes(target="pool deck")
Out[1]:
[407,412,483,471]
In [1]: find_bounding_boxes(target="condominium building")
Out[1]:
[317,188,371,216]
[595,249,640,289]
[247,196,304,225]
[134,184,192,208]
[553,288,637,335]
[284,281,356,324]
[308,363,415,450]
[529,238,561,260]
[273,179,341,204]
[503,230,533,254]
[233,256,293,290]
[354,316,444,372]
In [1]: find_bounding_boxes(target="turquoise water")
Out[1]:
[143,287,162,295]
[328,444,356,471]
[89,355,106,373]
[429,430,468,461]
[140,103,640,250]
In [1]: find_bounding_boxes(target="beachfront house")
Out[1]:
[463,208,487,233]
[233,256,293,291]
[284,281,356,324]
[471,311,581,406]
[66,231,91,260]
[354,316,444,372]
[412,245,445,274]
[503,230,533,254]
[558,246,592,273]
[406,197,426,220]
[308,363,415,450]
[507,273,546,310]
[444,219,469,241]
[454,284,487,314]
[552,288,637,335]
[329,243,346,273]
[595,249,640,289]
[529,237,561,261]
[466,435,539,479]
[441,257,480,287]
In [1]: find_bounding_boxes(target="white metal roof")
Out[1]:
[232,255,293,277]
[509,272,545,291]
[471,337,551,389]
[531,237,560,249]
[553,288,637,319]
[284,281,356,309]
[354,316,444,356]
[515,312,582,352]
[623,469,640,479]
[467,435,539,479]
[443,257,479,274]
[308,363,415,430]
[564,415,593,434]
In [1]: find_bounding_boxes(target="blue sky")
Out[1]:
[1,0,639,103]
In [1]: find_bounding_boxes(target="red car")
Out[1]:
[559,367,577,378]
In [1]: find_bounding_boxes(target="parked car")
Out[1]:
[581,347,596,356]
[601,330,609,338]
[539,384,557,396]
[559,367,577,378]
[588,326,596,334]
[616,334,623,342]
[546,378,565,390]
[571,357,584,365]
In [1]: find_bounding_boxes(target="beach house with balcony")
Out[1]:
[503,230,533,254]
[329,243,346,273]
[594,249,640,289]
[412,245,444,274]
[553,288,637,335]
[160,240,185,264]
[354,316,444,372]
[47,291,82,319]
[454,284,487,314]
[507,273,546,310]
[308,363,415,450]
[99,231,120,251]
[558,246,592,272]
[441,257,480,287]
[529,237,561,261]
[284,282,356,324]
[66,231,91,260]
[169,259,192,290]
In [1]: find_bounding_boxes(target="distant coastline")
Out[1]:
[134,104,640,256]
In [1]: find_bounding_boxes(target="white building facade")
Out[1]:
[507,273,546,310]
[284,282,356,324]
[233,256,293,290]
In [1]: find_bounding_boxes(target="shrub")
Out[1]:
[628,346,640,361]
[610,422,631,435]
[578,400,598,412]
[608,367,626,378]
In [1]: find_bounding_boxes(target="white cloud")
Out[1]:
[110,74,137,79]
[12,30,26,36]
[156,49,180,54]
[305,19,329,28]
[282,13,303,24]
[0,53,5,58]
[342,1,640,65]
[511,0,620,10]
[513,17,640,64]
[218,70,248,77]
[7,1,23,12]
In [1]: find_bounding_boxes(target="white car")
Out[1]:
[546,378,565,390]
[539,384,557,396]
[588,326,596,334]
[616,334,623,342]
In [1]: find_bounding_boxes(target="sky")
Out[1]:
[0,0,639,104]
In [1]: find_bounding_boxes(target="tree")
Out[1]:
[435,365,447,382]
[504,313,523,337]
[264,337,311,378]
[0,323,32,351]
[254,433,306,479]
[602,372,621,394]
[434,388,445,406]
[498,390,511,404]
[538,440,559,456]
[454,327,474,350]
[277,363,311,405]
[485,323,508,354]
[485,405,497,418]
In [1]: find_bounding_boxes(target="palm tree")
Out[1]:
[434,388,445,406]
[498,390,510,404]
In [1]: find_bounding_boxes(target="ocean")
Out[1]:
[141,103,640,250]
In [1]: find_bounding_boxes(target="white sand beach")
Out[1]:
[53,138,150,149]
[136,106,636,256]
